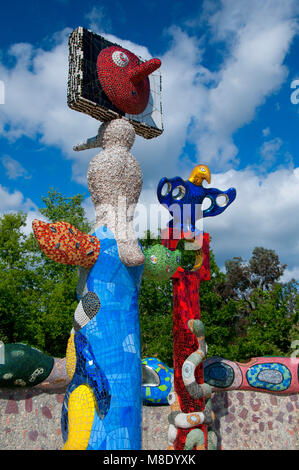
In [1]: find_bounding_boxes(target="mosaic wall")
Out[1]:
[0,387,297,450]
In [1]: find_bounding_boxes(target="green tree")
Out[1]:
[0,189,92,357]
[200,246,240,361]
[211,247,298,361]
[139,235,240,366]
[139,235,299,366]
[40,189,91,233]
[1,193,297,367]
[0,211,31,344]
[231,282,299,359]
[139,231,174,365]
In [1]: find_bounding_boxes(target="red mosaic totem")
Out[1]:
[162,228,210,450]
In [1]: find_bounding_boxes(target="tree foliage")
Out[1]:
[0,189,91,357]
[0,192,297,367]
[202,246,298,362]
[140,237,298,366]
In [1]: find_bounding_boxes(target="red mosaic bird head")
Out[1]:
[97,46,161,115]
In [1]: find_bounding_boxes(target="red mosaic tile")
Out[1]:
[5,398,18,414]
[28,430,38,441]
[41,406,52,419]
[239,408,248,420]
[25,397,33,413]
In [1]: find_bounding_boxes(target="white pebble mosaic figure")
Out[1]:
[87,118,145,267]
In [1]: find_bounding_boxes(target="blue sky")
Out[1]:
[0,0,299,281]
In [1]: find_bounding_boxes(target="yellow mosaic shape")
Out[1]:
[66,334,76,380]
[62,384,97,450]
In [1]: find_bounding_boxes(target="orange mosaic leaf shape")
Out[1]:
[32,219,100,269]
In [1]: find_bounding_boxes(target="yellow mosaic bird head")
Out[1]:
[188,165,211,186]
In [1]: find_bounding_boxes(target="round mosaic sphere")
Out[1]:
[142,357,173,404]
[143,244,181,281]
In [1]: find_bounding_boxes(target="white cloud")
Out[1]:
[259,138,283,168]
[0,29,100,184]
[82,196,96,226]
[0,2,298,183]
[0,2,298,280]
[85,5,112,33]
[206,0,299,42]
[1,155,31,180]
[0,185,36,212]
[262,127,271,137]
[281,266,299,283]
[201,166,299,277]
[0,184,42,235]
[190,0,299,168]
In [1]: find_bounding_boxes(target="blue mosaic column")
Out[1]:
[62,226,144,450]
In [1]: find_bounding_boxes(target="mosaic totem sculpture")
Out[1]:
[157,165,236,450]
[0,25,298,452]
[31,27,163,450]
[140,164,299,449]
[32,121,144,449]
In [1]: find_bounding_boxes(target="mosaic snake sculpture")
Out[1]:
[167,319,217,450]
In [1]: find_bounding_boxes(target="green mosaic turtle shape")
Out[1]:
[0,343,54,387]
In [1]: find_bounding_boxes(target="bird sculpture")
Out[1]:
[157,164,236,237]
